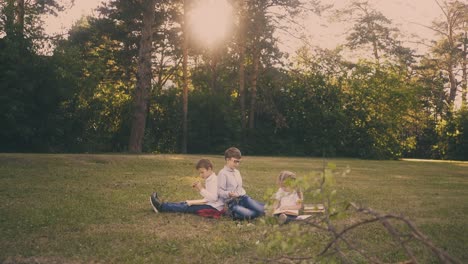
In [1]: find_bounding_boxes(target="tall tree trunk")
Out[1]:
[15,0,24,37]
[210,49,218,93]
[238,0,247,129]
[447,19,458,107]
[248,46,260,129]
[128,0,155,153]
[372,39,380,63]
[433,0,463,109]
[369,20,380,64]
[447,62,457,107]
[5,0,15,37]
[181,0,189,154]
[462,31,467,109]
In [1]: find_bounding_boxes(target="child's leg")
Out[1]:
[160,202,189,213]
[230,204,257,220]
[184,204,216,214]
[288,215,298,222]
[274,213,297,224]
[238,195,265,217]
[161,202,217,216]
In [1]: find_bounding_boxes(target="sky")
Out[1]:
[279,0,442,54]
[43,0,443,54]
[44,1,102,35]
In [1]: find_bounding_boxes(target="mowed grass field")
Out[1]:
[0,153,467,263]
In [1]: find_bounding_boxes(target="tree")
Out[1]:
[237,0,247,129]
[448,108,468,159]
[128,0,156,153]
[50,16,133,152]
[428,0,468,108]
[338,0,411,65]
[242,0,304,131]
[407,56,448,158]
[0,39,74,151]
[1,0,71,41]
[0,0,75,152]
[16,0,24,37]
[341,61,419,159]
[179,0,189,153]
[97,0,182,153]
[461,17,468,109]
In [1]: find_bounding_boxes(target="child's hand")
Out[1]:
[192,181,203,191]
[228,192,239,198]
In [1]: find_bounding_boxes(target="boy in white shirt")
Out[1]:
[150,159,224,218]
[218,147,264,220]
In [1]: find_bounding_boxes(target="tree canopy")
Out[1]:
[0,0,467,160]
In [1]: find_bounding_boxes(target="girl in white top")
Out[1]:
[272,171,303,224]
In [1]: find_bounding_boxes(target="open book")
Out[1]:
[296,215,312,220]
[186,199,207,206]
[273,208,299,216]
[303,204,325,213]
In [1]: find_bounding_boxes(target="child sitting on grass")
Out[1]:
[218,147,265,220]
[272,170,304,224]
[150,159,225,218]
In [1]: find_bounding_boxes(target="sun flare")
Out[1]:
[188,0,233,47]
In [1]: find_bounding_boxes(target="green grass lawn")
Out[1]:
[1,153,467,263]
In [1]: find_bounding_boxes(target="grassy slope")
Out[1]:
[0,154,467,263]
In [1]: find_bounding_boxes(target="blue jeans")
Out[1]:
[161,202,214,214]
[227,195,265,220]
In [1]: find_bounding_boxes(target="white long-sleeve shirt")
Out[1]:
[274,188,301,208]
[200,173,224,211]
[217,166,247,203]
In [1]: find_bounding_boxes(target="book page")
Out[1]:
[186,199,207,206]
[303,204,325,213]
[273,208,299,216]
[296,215,312,220]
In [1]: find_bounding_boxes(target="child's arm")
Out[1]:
[278,191,303,210]
[271,190,282,213]
[198,177,218,202]
[272,199,280,210]
[217,170,231,199]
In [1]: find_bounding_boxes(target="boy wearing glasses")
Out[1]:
[217,147,265,220]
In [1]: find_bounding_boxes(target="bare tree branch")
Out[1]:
[256,164,462,264]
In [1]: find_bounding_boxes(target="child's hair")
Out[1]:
[278,170,302,199]
[196,159,213,170]
[278,170,296,183]
[224,147,242,160]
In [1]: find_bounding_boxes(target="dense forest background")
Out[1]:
[1,0,467,160]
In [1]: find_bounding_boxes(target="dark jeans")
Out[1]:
[227,195,265,220]
[160,202,214,214]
